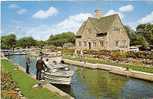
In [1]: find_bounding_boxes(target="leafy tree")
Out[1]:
[136,23,153,45]
[132,35,149,47]
[125,25,149,47]
[16,37,36,48]
[124,25,137,45]
[47,32,75,47]
[1,34,16,49]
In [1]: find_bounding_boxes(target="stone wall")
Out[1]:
[63,59,153,82]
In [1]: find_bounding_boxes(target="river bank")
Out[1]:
[63,58,153,82]
[1,58,74,99]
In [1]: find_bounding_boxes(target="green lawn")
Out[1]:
[1,59,65,99]
[63,55,153,73]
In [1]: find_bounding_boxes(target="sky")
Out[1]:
[1,0,153,40]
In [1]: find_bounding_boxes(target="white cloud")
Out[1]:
[32,7,58,19]
[27,13,92,40]
[105,10,124,18]
[138,11,153,24]
[119,4,134,12]
[16,9,27,15]
[56,13,93,32]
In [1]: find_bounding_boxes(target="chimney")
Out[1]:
[95,9,102,19]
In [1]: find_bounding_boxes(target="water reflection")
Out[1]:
[8,55,153,99]
[72,67,153,99]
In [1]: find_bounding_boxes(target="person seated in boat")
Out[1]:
[44,58,52,70]
[39,51,43,57]
[51,61,58,72]
[45,58,49,66]
[61,60,64,64]
[53,61,57,65]
[36,57,48,80]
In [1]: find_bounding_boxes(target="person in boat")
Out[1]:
[44,58,52,69]
[36,57,48,80]
[61,60,64,64]
[25,55,31,74]
[53,61,57,65]
[39,51,43,57]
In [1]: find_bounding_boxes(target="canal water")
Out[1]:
[8,55,153,99]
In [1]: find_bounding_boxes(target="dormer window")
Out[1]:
[76,35,81,38]
[96,32,107,37]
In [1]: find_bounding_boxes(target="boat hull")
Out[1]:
[42,67,74,85]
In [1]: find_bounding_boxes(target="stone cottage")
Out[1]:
[75,9,130,50]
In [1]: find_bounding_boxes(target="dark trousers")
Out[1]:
[26,63,30,74]
[36,69,42,80]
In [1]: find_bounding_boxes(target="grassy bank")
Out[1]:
[63,55,153,73]
[1,59,64,99]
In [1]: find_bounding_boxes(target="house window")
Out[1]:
[84,41,87,47]
[122,40,126,48]
[93,42,96,47]
[116,41,119,47]
[79,41,82,47]
[100,41,104,47]
[76,35,81,38]
[96,32,107,37]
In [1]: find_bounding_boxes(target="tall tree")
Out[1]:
[125,25,150,47]
[1,34,16,49]
[124,25,137,45]
[136,23,153,45]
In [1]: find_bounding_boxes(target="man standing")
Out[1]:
[26,55,31,74]
[36,57,48,80]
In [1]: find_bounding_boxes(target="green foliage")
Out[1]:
[1,34,16,49]
[136,23,153,45]
[16,37,37,48]
[47,32,75,47]
[124,25,136,41]
[131,35,149,47]
[125,24,153,47]
[36,40,46,49]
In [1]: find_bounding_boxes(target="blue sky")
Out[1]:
[1,1,153,40]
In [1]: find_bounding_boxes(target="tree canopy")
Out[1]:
[1,34,16,49]
[136,23,153,45]
[47,32,75,47]
[16,37,37,48]
[125,23,153,47]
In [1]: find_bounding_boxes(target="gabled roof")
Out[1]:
[76,14,119,35]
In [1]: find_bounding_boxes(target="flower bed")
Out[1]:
[63,49,153,66]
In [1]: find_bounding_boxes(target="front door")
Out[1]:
[88,42,91,49]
